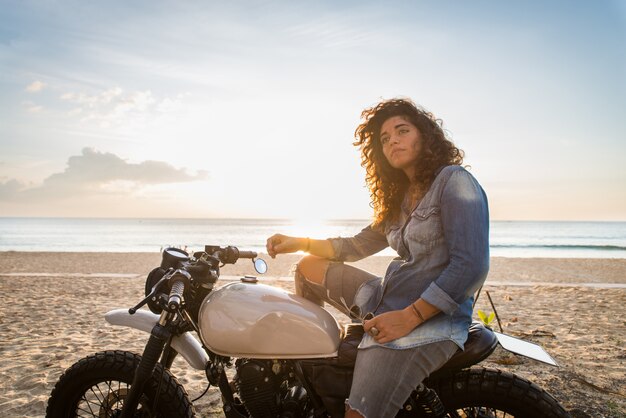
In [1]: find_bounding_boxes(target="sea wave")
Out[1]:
[491,244,626,251]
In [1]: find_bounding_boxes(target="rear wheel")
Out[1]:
[46,350,194,418]
[426,367,570,418]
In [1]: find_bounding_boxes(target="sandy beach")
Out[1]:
[0,252,624,417]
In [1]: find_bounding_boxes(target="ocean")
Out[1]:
[0,218,625,258]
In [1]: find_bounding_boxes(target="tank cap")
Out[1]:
[241,275,258,283]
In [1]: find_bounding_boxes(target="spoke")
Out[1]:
[81,401,108,416]
[90,385,104,403]
[106,381,124,407]
[83,396,111,409]
[103,380,114,397]
[117,380,123,403]
[80,383,119,417]
[94,381,110,406]
[451,406,517,418]
[101,380,126,410]
[77,405,97,417]
[80,389,99,416]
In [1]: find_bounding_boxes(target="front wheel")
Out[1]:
[46,350,194,418]
[427,367,571,418]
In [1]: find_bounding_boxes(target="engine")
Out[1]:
[235,359,279,417]
[234,359,308,418]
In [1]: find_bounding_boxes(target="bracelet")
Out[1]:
[305,237,311,252]
[411,302,425,323]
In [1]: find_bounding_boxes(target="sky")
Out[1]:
[0,0,624,221]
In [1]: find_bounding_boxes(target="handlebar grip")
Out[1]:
[207,246,257,264]
[238,250,257,259]
[168,279,185,311]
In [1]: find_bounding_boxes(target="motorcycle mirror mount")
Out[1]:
[253,258,268,274]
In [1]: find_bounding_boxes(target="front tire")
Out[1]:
[46,350,194,418]
[427,367,570,418]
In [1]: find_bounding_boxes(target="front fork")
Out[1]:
[120,311,173,418]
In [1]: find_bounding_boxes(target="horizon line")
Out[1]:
[1,216,625,223]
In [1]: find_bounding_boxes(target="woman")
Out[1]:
[266,98,489,418]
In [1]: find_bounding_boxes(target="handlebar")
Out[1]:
[130,245,263,316]
[205,245,257,264]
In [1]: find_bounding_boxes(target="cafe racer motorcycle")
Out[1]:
[46,245,571,417]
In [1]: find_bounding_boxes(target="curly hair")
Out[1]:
[354,98,464,227]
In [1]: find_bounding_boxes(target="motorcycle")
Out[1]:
[46,245,571,418]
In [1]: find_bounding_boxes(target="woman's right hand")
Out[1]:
[266,234,305,258]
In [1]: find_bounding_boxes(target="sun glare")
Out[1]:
[282,218,337,239]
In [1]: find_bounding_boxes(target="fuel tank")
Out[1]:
[198,281,342,358]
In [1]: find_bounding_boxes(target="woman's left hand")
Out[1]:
[363,307,421,344]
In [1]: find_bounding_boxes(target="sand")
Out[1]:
[0,252,624,417]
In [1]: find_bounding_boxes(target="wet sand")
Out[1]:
[0,252,624,417]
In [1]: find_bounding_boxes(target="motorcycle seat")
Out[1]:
[434,322,498,373]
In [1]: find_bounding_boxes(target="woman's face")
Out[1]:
[379,115,422,179]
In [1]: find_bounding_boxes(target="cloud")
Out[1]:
[60,87,124,108]
[22,101,43,113]
[60,87,185,124]
[0,179,25,199]
[26,80,46,92]
[0,148,208,201]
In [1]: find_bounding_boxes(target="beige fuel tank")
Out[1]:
[198,282,342,358]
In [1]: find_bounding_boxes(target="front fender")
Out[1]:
[105,308,209,370]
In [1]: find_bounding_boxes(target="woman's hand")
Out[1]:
[363,307,422,344]
[266,234,305,258]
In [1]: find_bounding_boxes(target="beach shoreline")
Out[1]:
[1,252,624,417]
[2,251,626,282]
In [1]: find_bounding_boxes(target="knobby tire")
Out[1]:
[46,350,194,418]
[425,366,571,418]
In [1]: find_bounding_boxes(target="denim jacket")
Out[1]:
[328,165,489,350]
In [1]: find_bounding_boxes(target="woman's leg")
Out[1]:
[294,255,330,306]
[346,341,459,418]
[297,255,329,285]
[294,255,380,314]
